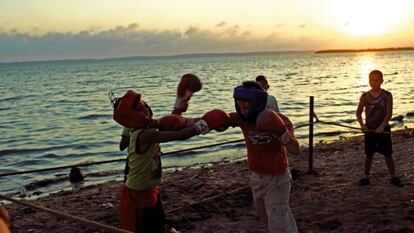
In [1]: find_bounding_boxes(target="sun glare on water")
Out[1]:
[330,0,407,36]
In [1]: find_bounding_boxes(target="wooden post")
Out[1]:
[308,96,314,173]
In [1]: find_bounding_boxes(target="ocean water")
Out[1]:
[1,51,413,197]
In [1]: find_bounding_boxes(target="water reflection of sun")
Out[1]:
[358,55,376,86]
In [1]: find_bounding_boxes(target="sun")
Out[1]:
[329,0,407,36]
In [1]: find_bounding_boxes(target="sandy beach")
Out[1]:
[3,130,414,233]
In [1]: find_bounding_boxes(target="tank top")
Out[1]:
[125,129,162,190]
[363,90,391,130]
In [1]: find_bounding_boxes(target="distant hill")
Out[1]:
[315,47,414,54]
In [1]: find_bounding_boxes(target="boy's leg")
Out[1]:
[360,132,375,185]
[264,171,298,233]
[250,173,269,224]
[120,186,138,231]
[364,156,373,176]
[141,194,166,233]
[384,155,395,176]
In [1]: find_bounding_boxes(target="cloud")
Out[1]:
[216,21,227,27]
[1,22,409,62]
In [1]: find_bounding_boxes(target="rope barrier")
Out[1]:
[0,194,132,233]
[1,114,408,179]
[1,118,403,178]
[165,185,250,215]
[0,139,246,178]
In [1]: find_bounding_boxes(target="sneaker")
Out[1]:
[390,177,404,187]
[358,177,370,186]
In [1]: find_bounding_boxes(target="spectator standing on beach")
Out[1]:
[113,90,212,233]
[356,70,403,187]
[226,81,299,233]
[0,206,10,233]
[255,75,280,112]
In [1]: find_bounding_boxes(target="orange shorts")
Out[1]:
[119,185,165,233]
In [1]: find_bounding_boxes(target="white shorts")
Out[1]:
[250,170,298,233]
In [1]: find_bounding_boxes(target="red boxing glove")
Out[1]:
[202,109,230,132]
[256,110,292,144]
[157,114,189,131]
[172,73,202,115]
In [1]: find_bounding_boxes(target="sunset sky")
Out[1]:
[1,0,414,62]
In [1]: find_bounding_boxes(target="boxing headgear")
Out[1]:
[233,84,268,123]
[112,90,153,128]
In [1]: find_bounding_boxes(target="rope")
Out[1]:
[0,122,310,178]
[0,194,132,233]
[165,185,250,215]
[0,139,246,178]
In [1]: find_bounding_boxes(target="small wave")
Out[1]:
[341,119,355,124]
[315,130,350,137]
[406,112,414,117]
[78,114,111,120]
[285,72,298,76]
[0,144,73,157]
[23,176,68,191]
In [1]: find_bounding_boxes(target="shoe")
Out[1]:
[358,178,370,186]
[390,177,404,187]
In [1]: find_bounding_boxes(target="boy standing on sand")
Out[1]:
[356,70,403,187]
[227,81,299,233]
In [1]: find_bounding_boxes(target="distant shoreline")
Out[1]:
[315,47,414,54]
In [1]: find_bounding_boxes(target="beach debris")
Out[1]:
[390,115,404,122]
[17,187,27,198]
[69,166,84,183]
[406,112,414,117]
[339,136,347,140]
[102,202,114,209]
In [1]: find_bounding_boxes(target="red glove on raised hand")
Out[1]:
[256,110,293,145]
[156,114,190,131]
[202,109,230,132]
[172,73,202,115]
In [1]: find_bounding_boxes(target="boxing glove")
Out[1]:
[202,109,230,132]
[172,73,202,115]
[156,114,190,131]
[256,110,292,144]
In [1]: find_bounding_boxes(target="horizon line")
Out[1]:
[1,45,413,64]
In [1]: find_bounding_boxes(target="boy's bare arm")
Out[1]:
[284,136,300,155]
[377,92,393,132]
[356,94,366,131]
[119,136,129,151]
[140,127,199,146]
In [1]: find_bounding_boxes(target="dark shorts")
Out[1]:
[135,197,166,233]
[364,126,393,157]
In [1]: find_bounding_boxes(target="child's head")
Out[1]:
[255,75,269,91]
[368,70,383,89]
[233,81,268,123]
[133,94,153,119]
[113,90,154,128]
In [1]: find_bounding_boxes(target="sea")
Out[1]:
[1,51,413,198]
